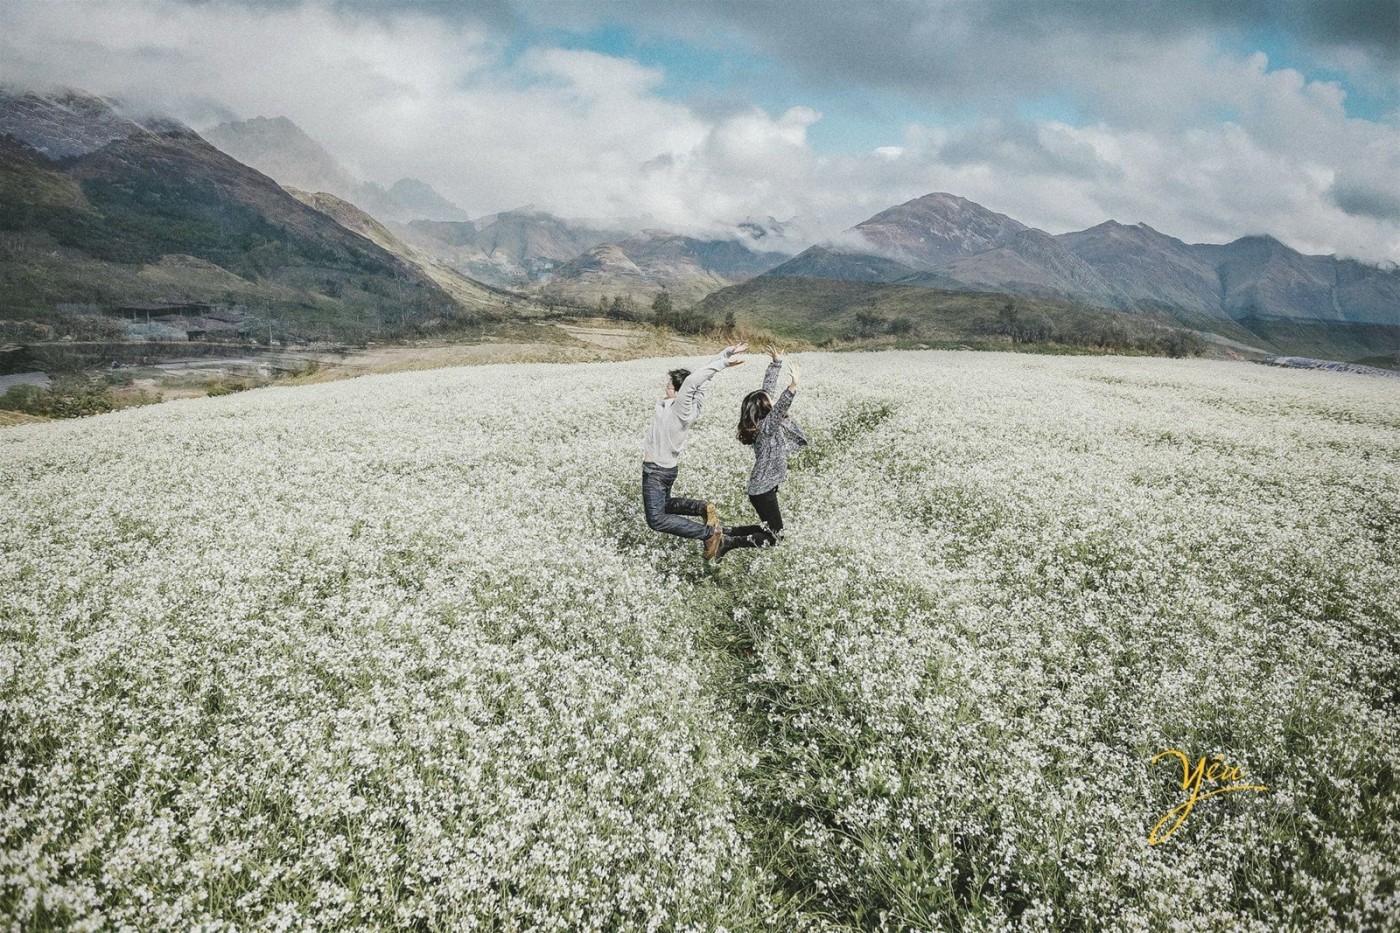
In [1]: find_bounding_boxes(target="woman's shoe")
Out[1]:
[715,534,754,561]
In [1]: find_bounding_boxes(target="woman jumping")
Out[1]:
[714,346,807,559]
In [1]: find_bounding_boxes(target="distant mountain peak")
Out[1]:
[236,114,298,132]
[735,215,790,240]
[204,114,359,196]
[908,191,976,206]
[1075,219,1177,244]
[399,208,630,287]
[203,115,467,222]
[384,177,469,222]
[543,228,790,304]
[492,204,543,218]
[207,115,324,149]
[850,191,1029,267]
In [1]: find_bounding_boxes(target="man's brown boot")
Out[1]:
[703,524,723,560]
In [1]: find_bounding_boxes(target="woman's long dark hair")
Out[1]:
[737,389,773,446]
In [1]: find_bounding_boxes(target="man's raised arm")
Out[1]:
[675,343,748,422]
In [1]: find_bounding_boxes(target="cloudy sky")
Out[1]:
[2,0,1397,262]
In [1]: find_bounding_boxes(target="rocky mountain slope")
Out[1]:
[857,192,1030,266]
[0,86,185,158]
[934,228,1123,311]
[544,230,789,305]
[284,189,512,313]
[1056,221,1224,316]
[397,209,631,287]
[1190,235,1400,324]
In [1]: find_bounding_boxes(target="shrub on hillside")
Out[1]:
[55,313,128,342]
[848,311,916,340]
[651,291,715,334]
[0,378,115,418]
[1158,328,1207,358]
[205,378,256,396]
[0,320,54,342]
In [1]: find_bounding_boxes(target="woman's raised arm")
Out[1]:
[762,346,783,396]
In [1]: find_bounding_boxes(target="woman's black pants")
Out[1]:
[726,487,783,547]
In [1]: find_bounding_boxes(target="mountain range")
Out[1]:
[195,114,1398,334]
[201,114,801,298]
[1,84,1395,364]
[765,192,1399,328]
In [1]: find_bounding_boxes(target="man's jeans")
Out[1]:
[641,462,711,540]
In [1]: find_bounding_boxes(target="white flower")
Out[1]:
[0,351,1394,930]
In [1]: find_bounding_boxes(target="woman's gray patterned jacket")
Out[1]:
[748,359,808,495]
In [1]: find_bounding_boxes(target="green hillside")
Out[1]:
[0,128,466,342]
[697,275,1216,355]
[1235,316,1400,368]
[698,274,1400,363]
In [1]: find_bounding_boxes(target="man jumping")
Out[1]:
[641,342,747,559]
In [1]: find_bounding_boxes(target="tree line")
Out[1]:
[593,290,735,336]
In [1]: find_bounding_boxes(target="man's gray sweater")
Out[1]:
[641,348,733,468]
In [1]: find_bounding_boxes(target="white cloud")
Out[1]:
[788,38,1400,263]
[0,0,1395,263]
[0,0,837,235]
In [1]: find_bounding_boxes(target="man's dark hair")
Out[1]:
[668,368,690,392]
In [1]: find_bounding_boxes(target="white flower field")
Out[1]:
[1,350,1397,931]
